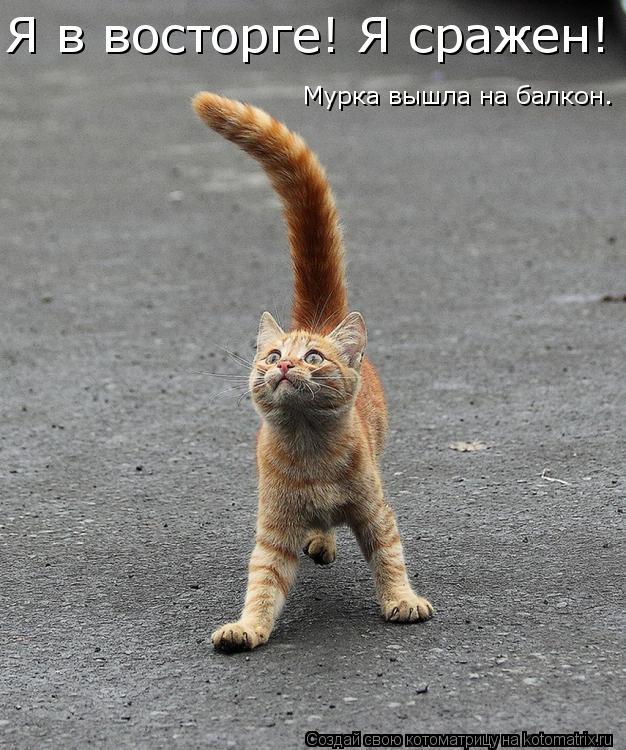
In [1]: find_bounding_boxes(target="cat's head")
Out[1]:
[249,311,367,420]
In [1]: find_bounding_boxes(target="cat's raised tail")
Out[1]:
[192,92,349,333]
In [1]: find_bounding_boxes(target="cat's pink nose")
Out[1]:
[277,360,294,375]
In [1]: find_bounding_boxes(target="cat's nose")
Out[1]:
[277,360,294,374]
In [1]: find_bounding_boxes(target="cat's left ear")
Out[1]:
[329,312,367,369]
[256,311,284,352]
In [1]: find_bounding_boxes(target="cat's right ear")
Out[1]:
[256,312,284,352]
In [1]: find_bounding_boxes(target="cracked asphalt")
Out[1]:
[1,1,625,748]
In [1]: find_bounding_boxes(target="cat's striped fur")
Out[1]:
[192,92,433,652]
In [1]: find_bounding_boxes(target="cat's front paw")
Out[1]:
[211,621,268,653]
[382,593,433,623]
[303,534,336,565]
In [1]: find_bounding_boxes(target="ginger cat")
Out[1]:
[192,92,433,652]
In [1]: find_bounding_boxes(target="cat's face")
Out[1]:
[250,312,367,418]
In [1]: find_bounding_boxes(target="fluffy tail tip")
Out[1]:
[191,91,219,119]
[192,91,247,126]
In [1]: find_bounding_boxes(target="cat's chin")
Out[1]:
[273,378,295,392]
[269,385,313,406]
[264,375,312,401]
[253,387,330,415]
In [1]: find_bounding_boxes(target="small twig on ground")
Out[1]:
[448,440,487,452]
[540,468,571,486]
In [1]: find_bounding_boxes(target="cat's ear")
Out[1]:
[256,311,284,352]
[328,312,367,369]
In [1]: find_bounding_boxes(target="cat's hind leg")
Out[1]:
[303,529,336,566]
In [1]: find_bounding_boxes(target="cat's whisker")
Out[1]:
[241,380,267,404]
[215,344,255,370]
[202,340,252,371]
[312,377,346,389]
[209,383,253,401]
[300,380,317,400]
[271,303,286,331]
[189,371,250,379]
[310,366,348,380]
[237,387,257,406]
[313,382,342,396]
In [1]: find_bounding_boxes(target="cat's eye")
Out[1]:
[304,350,324,366]
[265,350,281,365]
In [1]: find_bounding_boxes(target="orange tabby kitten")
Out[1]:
[192,92,433,652]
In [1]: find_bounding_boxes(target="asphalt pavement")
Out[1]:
[1,1,625,748]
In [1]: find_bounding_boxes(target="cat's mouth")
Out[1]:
[273,375,295,391]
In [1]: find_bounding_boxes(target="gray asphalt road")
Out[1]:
[1,1,625,748]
